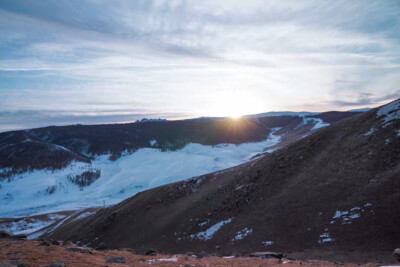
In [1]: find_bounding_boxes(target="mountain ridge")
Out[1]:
[45,99,400,260]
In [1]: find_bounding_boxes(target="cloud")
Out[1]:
[329,90,400,107]
[0,109,190,132]
[0,0,399,131]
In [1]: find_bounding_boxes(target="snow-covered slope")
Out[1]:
[0,129,282,218]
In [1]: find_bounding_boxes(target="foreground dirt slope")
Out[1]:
[48,100,400,261]
[0,240,379,267]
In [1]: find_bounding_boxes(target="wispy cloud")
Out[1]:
[0,0,399,131]
[0,109,190,132]
[329,90,400,107]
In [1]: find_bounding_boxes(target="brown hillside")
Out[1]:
[47,99,400,262]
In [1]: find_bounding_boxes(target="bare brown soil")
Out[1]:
[0,240,380,267]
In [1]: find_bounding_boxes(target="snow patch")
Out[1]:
[377,99,400,125]
[361,128,376,137]
[232,228,253,241]
[333,211,349,218]
[52,144,70,152]
[349,213,360,219]
[74,211,94,221]
[147,257,178,264]
[149,139,158,147]
[48,214,66,220]
[191,218,232,241]
[296,116,330,131]
[262,241,274,246]
[331,204,371,225]
[309,118,330,130]
[198,221,208,227]
[318,231,334,244]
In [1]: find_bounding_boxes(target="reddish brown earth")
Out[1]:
[0,240,381,267]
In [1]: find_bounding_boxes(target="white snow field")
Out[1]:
[0,129,282,218]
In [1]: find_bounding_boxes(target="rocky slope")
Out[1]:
[46,99,400,260]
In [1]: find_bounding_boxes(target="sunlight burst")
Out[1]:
[205,91,264,118]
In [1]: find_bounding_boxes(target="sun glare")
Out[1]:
[230,114,242,119]
[206,91,263,119]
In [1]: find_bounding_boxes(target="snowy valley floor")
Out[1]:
[0,130,282,218]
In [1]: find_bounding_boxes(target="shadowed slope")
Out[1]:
[47,100,400,259]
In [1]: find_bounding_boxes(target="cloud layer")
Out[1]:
[0,0,399,131]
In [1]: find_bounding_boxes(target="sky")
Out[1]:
[0,0,399,132]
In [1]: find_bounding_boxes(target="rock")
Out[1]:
[63,241,72,246]
[0,259,27,267]
[66,247,93,254]
[13,234,27,240]
[0,230,14,239]
[45,261,68,267]
[116,248,134,252]
[197,251,207,259]
[51,240,61,245]
[39,241,51,246]
[95,242,108,251]
[145,248,157,256]
[106,256,126,263]
[393,248,400,262]
[249,252,283,259]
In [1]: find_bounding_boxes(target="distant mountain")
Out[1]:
[244,111,318,118]
[243,109,364,118]
[0,110,361,217]
[348,108,372,112]
[47,99,400,258]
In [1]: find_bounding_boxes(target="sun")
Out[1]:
[227,110,244,119]
[230,114,242,119]
[205,91,263,119]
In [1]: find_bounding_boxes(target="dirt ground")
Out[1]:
[0,239,385,267]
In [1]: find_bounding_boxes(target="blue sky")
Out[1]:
[0,0,399,132]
